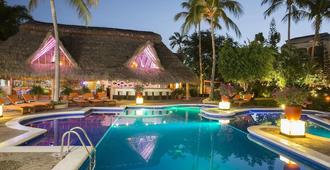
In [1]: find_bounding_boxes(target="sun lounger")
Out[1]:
[97,92,116,106]
[68,92,88,106]
[83,93,103,106]
[22,94,52,109]
[1,97,35,114]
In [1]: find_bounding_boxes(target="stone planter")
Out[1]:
[284,105,302,120]
[54,103,69,110]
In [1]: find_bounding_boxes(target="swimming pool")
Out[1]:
[79,107,324,170]
[20,106,329,169]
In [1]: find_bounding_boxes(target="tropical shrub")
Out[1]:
[61,86,73,95]
[171,89,184,99]
[80,86,90,94]
[30,85,44,95]
[218,83,236,97]
[272,87,309,106]
[218,41,275,91]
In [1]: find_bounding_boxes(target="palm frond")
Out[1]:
[28,0,41,10]
[68,0,92,25]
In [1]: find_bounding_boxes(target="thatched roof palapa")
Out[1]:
[0,20,198,84]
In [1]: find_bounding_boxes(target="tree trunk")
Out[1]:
[198,23,203,95]
[210,22,216,100]
[50,0,60,102]
[311,16,321,60]
[287,5,291,41]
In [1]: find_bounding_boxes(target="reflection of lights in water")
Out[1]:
[136,109,143,116]
[136,97,144,105]
[163,121,166,124]
[280,155,301,170]
[126,122,129,126]
[218,119,230,124]
[154,122,157,125]
[145,123,149,126]
[280,119,305,137]
[169,111,173,114]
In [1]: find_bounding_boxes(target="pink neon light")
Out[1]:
[130,45,160,70]
[30,36,73,65]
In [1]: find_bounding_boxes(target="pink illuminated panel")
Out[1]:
[30,36,74,67]
[129,45,161,70]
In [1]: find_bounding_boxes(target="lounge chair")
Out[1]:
[82,93,103,106]
[233,94,254,106]
[22,94,52,110]
[4,96,36,114]
[69,92,89,106]
[97,92,116,106]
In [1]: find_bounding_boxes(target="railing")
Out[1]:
[60,127,96,170]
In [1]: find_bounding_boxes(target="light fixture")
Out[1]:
[219,101,230,110]
[325,96,330,102]
[280,119,305,137]
[136,96,144,105]
[175,83,179,89]
[280,104,286,109]
[0,104,3,117]
[218,119,230,124]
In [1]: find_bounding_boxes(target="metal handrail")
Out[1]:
[60,128,96,170]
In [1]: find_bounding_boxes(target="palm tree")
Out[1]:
[262,0,302,41]
[175,0,205,95]
[28,0,98,102]
[201,0,242,100]
[169,32,187,53]
[299,0,330,59]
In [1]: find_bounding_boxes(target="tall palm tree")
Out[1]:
[262,0,302,41]
[201,0,242,100]
[175,0,205,95]
[299,0,330,59]
[169,32,187,53]
[28,0,98,102]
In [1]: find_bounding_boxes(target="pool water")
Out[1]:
[80,107,319,170]
[23,114,116,146]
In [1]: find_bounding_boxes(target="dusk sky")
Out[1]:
[8,0,330,51]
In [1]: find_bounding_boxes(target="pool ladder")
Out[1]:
[60,127,96,170]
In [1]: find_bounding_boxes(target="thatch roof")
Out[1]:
[0,20,198,84]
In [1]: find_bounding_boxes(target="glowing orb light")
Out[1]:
[136,97,144,105]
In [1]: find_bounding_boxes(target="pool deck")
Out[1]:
[248,125,330,169]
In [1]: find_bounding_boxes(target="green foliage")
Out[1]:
[268,18,281,49]
[218,83,236,97]
[254,32,265,44]
[96,87,104,93]
[0,88,3,97]
[30,85,44,95]
[182,31,232,80]
[272,87,309,106]
[276,45,321,87]
[218,41,276,91]
[61,86,73,96]
[171,89,185,99]
[134,85,144,93]
[80,86,90,94]
[0,1,31,40]
[189,88,198,97]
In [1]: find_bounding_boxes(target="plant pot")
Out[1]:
[284,105,302,120]
[136,92,143,98]
[221,95,230,102]
[54,103,69,110]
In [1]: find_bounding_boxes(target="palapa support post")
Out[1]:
[8,78,13,95]
[185,83,190,100]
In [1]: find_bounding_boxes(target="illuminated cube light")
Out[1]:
[0,104,3,117]
[219,101,230,110]
[136,97,144,105]
[280,119,305,137]
[218,119,230,124]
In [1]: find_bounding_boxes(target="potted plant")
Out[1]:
[52,101,69,110]
[30,85,45,100]
[218,83,236,102]
[61,86,73,101]
[80,86,91,94]
[171,89,184,100]
[134,85,144,97]
[273,87,309,120]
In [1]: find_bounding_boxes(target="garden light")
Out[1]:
[219,101,230,110]
[280,119,305,137]
[136,96,144,105]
